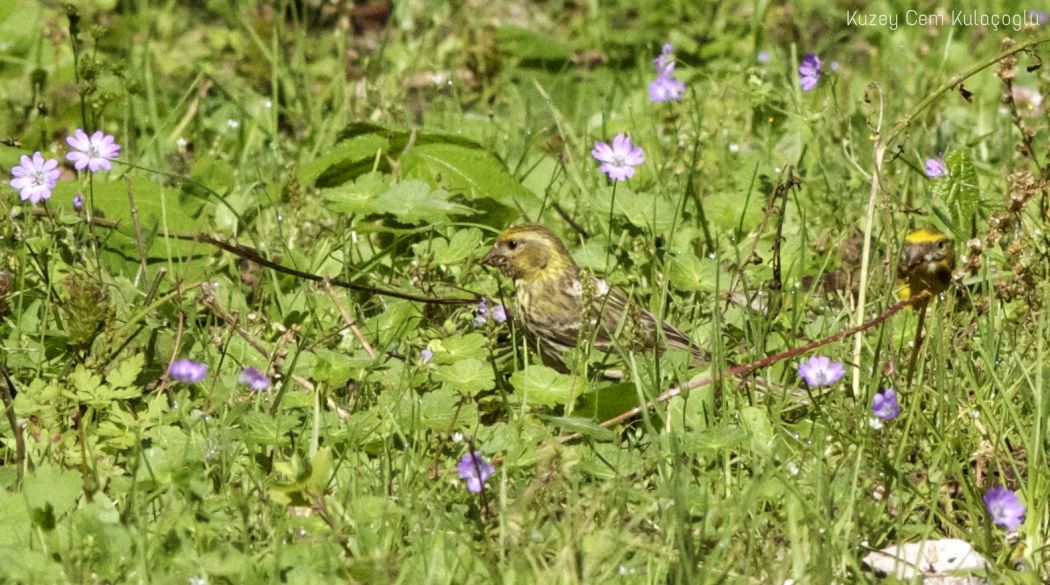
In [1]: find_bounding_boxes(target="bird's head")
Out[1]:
[481,224,576,281]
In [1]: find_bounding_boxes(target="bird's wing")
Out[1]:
[589,278,707,363]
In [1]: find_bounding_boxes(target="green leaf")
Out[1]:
[106,353,145,388]
[539,415,616,441]
[668,254,727,292]
[372,180,475,223]
[412,387,479,431]
[24,465,83,519]
[299,133,390,187]
[71,365,103,395]
[435,333,488,361]
[319,172,389,215]
[307,447,332,494]
[740,406,774,458]
[433,358,494,396]
[431,228,483,265]
[400,142,536,207]
[510,365,584,407]
[496,26,576,64]
[930,149,980,235]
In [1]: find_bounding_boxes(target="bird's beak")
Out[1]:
[481,246,503,268]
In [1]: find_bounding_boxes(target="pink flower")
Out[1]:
[591,134,645,181]
[65,129,121,173]
[9,152,61,204]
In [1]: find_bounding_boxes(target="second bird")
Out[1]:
[481,224,705,372]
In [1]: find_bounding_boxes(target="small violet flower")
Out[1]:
[799,53,822,91]
[238,366,270,392]
[169,359,208,384]
[648,43,685,103]
[72,194,84,211]
[797,355,846,388]
[473,298,507,327]
[1029,10,1049,26]
[457,450,495,493]
[65,129,121,173]
[592,134,645,181]
[491,304,507,324]
[421,348,434,364]
[757,51,771,64]
[925,158,948,178]
[9,152,61,204]
[872,388,900,421]
[983,486,1025,531]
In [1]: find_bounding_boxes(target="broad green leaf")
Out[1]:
[372,181,475,223]
[431,228,483,265]
[299,133,389,187]
[307,447,332,494]
[319,172,389,215]
[24,465,82,518]
[740,406,774,458]
[437,333,488,361]
[539,415,616,441]
[433,358,494,396]
[413,387,479,431]
[106,353,145,388]
[510,365,585,407]
[400,142,536,207]
[668,253,727,292]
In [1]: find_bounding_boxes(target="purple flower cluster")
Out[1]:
[238,366,271,392]
[871,388,900,421]
[169,359,208,384]
[799,53,822,91]
[473,298,507,328]
[457,450,495,493]
[648,43,685,103]
[8,128,121,206]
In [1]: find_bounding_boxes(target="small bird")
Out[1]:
[480,224,704,372]
[896,227,956,299]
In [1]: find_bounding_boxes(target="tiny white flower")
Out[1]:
[226,118,241,129]
[868,417,884,430]
[176,137,188,148]
[728,143,740,153]
[452,432,464,443]
[785,462,799,476]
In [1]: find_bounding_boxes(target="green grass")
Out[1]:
[0,0,1048,582]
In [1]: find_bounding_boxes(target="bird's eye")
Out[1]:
[507,240,519,250]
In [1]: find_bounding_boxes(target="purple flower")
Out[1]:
[457,450,495,493]
[65,129,121,173]
[238,366,270,392]
[872,388,900,421]
[592,134,645,181]
[653,43,675,75]
[72,194,84,211]
[648,74,686,103]
[473,298,489,328]
[648,44,685,103]
[9,152,61,204]
[491,304,507,324]
[797,355,845,388]
[421,348,434,364]
[168,359,208,384]
[983,486,1025,530]
[757,51,771,64]
[925,158,948,178]
[799,53,822,91]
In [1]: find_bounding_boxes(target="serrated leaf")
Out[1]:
[438,333,488,361]
[24,465,82,519]
[510,365,584,407]
[319,172,389,215]
[433,358,494,396]
[373,180,475,223]
[432,228,483,265]
[299,133,390,187]
[71,366,102,394]
[400,142,536,207]
[106,353,144,388]
[412,387,479,431]
[930,149,979,235]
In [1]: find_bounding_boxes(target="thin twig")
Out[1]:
[552,203,590,238]
[556,290,931,443]
[0,365,29,482]
[125,175,150,287]
[320,279,376,359]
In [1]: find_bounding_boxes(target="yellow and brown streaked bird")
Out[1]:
[480,224,705,372]
[896,227,956,300]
